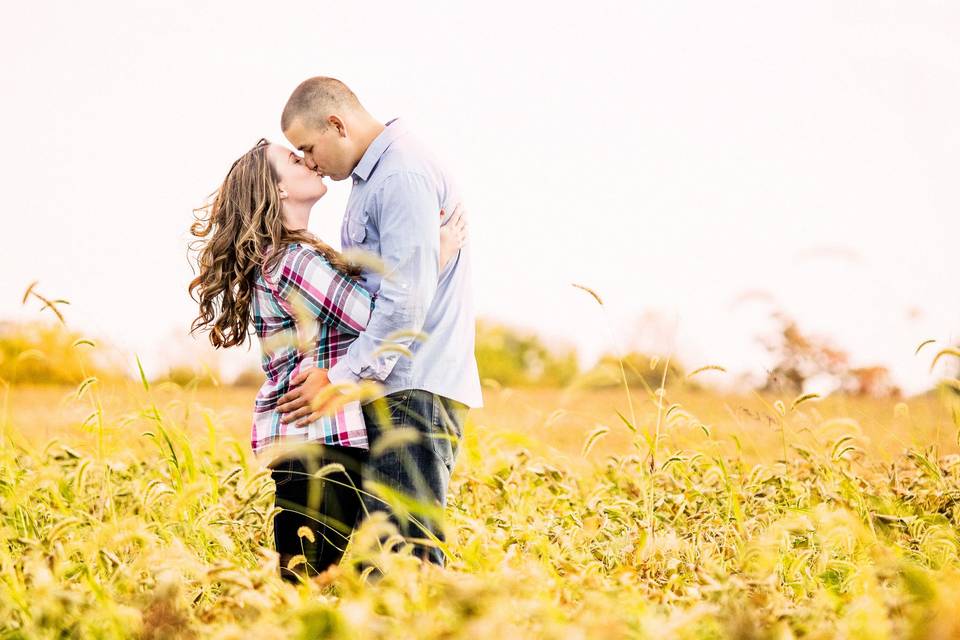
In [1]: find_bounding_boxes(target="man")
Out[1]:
[275,77,482,567]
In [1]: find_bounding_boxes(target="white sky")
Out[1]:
[1,1,957,393]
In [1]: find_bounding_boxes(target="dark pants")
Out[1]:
[361,389,468,566]
[267,390,468,581]
[267,442,367,582]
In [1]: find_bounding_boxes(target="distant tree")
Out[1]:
[151,365,220,388]
[0,321,124,385]
[475,320,579,387]
[759,312,849,395]
[841,366,901,399]
[760,312,903,398]
[579,352,685,391]
[232,367,266,388]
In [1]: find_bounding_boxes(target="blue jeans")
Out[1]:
[360,389,468,566]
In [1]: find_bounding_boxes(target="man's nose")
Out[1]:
[304,156,318,171]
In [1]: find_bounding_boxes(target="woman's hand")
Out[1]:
[439,203,468,270]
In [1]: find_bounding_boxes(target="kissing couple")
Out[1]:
[188,76,483,582]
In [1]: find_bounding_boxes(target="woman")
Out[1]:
[188,138,465,582]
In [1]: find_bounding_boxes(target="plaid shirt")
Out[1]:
[250,241,373,458]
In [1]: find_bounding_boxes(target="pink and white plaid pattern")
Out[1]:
[250,242,373,457]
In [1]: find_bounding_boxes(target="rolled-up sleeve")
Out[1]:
[327,171,440,384]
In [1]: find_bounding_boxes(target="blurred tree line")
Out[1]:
[760,311,903,398]
[474,320,578,387]
[0,321,124,385]
[4,315,952,398]
[1,318,683,391]
[474,320,688,390]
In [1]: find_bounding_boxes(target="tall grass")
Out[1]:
[3,286,960,638]
[4,376,960,638]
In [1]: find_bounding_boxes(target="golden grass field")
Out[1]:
[3,378,960,638]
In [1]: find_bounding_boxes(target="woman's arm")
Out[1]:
[439,203,468,271]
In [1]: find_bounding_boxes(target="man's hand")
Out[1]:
[277,368,331,426]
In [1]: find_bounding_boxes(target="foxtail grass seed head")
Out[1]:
[571,283,604,306]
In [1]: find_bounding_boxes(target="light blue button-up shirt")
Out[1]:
[327,118,483,409]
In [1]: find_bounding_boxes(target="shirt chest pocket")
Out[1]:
[347,210,369,244]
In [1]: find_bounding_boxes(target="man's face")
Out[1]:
[282,117,355,182]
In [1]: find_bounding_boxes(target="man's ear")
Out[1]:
[328,115,347,137]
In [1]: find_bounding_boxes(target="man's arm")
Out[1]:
[328,171,441,384]
[276,177,455,426]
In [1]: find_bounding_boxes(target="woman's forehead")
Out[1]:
[266,143,292,159]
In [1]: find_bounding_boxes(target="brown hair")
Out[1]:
[188,138,359,348]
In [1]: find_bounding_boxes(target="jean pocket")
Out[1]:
[429,396,462,471]
[268,456,296,488]
[267,456,302,488]
[385,392,411,423]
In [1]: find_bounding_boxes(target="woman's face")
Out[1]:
[266,143,327,204]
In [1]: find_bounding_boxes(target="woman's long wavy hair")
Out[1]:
[188,138,360,348]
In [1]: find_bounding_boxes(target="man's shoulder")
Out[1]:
[364,128,459,213]
[377,132,447,181]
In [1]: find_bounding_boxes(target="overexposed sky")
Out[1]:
[1,1,957,393]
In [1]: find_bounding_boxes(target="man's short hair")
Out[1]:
[281,77,363,132]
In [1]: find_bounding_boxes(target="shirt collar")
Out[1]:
[352,117,405,182]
